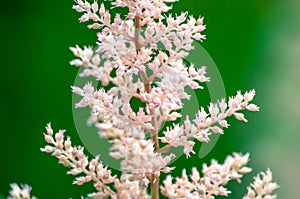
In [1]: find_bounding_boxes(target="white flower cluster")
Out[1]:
[111,0,176,23]
[141,12,206,59]
[243,169,279,199]
[7,184,37,199]
[159,90,260,157]
[161,153,252,199]
[41,124,164,199]
[41,124,117,198]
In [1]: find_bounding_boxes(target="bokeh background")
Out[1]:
[1,0,299,198]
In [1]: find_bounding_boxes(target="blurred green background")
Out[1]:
[1,0,299,198]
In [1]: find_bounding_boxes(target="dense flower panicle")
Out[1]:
[37,0,279,198]
[70,0,208,134]
[7,184,37,199]
[70,0,206,83]
[243,169,279,199]
[161,153,252,199]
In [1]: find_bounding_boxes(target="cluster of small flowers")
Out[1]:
[40,124,173,198]
[161,153,252,199]
[243,169,280,199]
[73,0,108,25]
[159,90,259,157]
[110,134,175,175]
[141,12,206,59]
[115,174,150,199]
[40,124,118,198]
[7,184,37,199]
[71,81,154,132]
[70,0,206,82]
[111,0,176,23]
[71,0,136,85]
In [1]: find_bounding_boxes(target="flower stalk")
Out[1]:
[134,15,160,199]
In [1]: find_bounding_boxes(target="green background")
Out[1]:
[1,0,299,198]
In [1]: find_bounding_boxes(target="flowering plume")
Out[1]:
[38,0,280,198]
